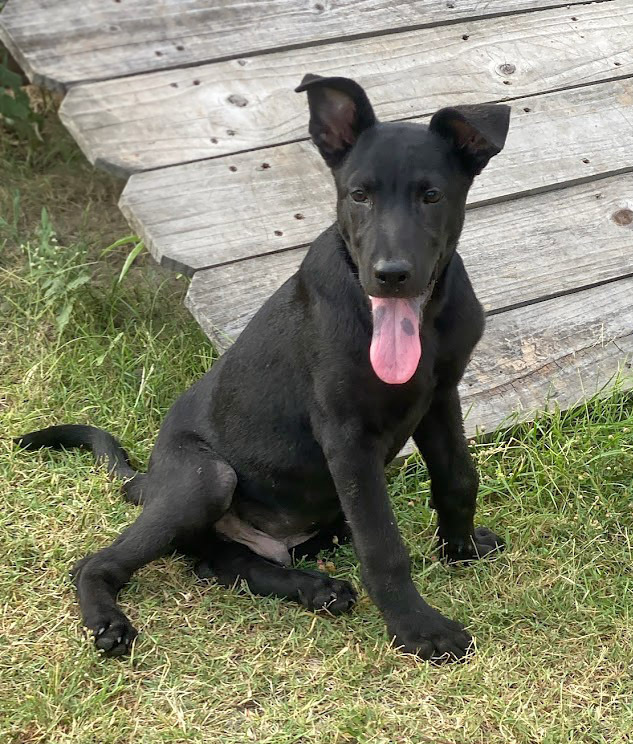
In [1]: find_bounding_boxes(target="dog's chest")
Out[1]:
[358,336,438,455]
[386,377,435,455]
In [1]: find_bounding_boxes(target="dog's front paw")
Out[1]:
[440,526,505,563]
[297,576,357,615]
[388,609,473,662]
[83,609,138,658]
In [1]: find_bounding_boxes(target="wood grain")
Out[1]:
[0,0,607,89]
[459,277,633,436]
[121,78,633,274]
[184,174,633,350]
[58,0,633,172]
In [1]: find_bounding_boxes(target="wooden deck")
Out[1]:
[2,0,632,437]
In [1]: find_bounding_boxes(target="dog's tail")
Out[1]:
[14,424,144,504]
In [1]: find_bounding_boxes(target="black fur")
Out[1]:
[16,75,510,661]
[16,425,137,481]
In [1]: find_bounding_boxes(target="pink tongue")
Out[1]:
[369,296,422,384]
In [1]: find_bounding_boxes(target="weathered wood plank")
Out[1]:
[184,174,633,350]
[121,78,633,274]
[0,0,609,90]
[459,278,633,436]
[59,0,632,172]
[190,268,633,440]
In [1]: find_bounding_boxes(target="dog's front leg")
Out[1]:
[414,386,504,562]
[323,431,472,660]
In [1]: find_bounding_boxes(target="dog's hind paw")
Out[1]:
[297,576,357,615]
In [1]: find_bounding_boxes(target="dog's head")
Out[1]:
[296,74,510,384]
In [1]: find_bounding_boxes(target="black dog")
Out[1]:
[17,75,510,661]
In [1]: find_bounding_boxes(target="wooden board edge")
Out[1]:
[118,191,198,276]
[0,0,614,90]
[183,289,233,352]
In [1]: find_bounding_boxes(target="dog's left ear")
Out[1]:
[295,73,377,167]
[429,104,511,176]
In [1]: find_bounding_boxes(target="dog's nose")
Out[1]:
[374,259,412,288]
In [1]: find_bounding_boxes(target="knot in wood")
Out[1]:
[612,208,633,226]
[227,94,248,108]
[497,63,516,76]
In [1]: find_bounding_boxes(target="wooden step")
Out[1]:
[461,275,633,437]
[58,0,632,173]
[185,174,633,348]
[0,0,604,89]
[121,77,633,274]
[187,174,633,437]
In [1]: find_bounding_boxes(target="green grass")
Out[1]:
[2,103,633,744]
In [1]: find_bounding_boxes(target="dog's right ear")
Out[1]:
[295,74,377,167]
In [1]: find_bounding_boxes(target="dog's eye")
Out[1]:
[423,188,443,204]
[350,189,368,203]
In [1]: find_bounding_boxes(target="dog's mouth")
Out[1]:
[368,281,435,385]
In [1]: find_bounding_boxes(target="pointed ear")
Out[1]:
[295,74,377,167]
[429,104,511,176]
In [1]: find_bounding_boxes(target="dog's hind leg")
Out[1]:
[290,513,351,562]
[73,457,236,657]
[121,473,146,505]
[195,539,357,615]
